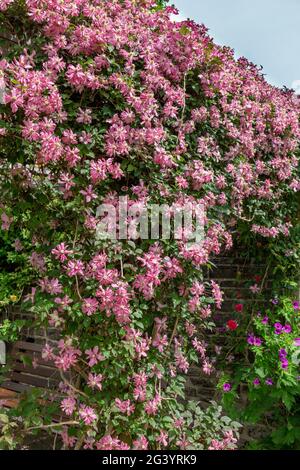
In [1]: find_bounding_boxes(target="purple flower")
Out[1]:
[265,378,273,386]
[223,383,231,392]
[261,316,269,325]
[279,349,289,369]
[279,348,287,359]
[294,338,300,347]
[282,324,292,334]
[275,323,292,335]
[293,301,299,311]
[247,334,255,345]
[253,378,260,386]
[271,298,279,305]
[218,327,227,334]
[247,334,262,346]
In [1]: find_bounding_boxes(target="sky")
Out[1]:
[172,0,300,91]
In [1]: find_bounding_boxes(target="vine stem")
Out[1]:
[176,72,187,144]
[74,434,85,450]
[0,34,18,44]
[27,420,79,431]
[72,219,79,250]
[75,275,82,300]
[168,316,179,349]
[60,371,89,399]
[120,256,124,277]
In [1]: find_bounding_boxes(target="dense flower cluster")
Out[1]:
[0,0,299,450]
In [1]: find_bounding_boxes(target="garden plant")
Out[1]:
[0,0,299,450]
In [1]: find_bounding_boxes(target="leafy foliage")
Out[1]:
[0,0,299,450]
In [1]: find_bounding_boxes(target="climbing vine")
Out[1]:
[0,0,299,450]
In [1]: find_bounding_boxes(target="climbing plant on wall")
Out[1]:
[0,0,299,450]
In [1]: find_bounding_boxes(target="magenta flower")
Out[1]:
[51,242,73,262]
[23,287,36,304]
[79,405,97,425]
[85,346,105,367]
[82,298,99,316]
[144,395,161,416]
[250,284,260,294]
[275,323,292,335]
[279,349,289,369]
[115,398,135,416]
[156,431,168,447]
[13,238,23,251]
[247,334,262,346]
[80,185,97,203]
[1,212,13,231]
[60,397,76,416]
[279,348,287,359]
[211,280,223,309]
[133,436,148,450]
[282,324,292,334]
[247,334,255,345]
[76,107,92,124]
[66,259,85,277]
[54,342,81,372]
[55,295,72,308]
[176,435,190,450]
[87,373,103,391]
[223,383,231,392]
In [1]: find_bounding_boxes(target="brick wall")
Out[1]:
[185,254,271,403]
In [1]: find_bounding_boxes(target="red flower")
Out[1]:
[227,320,238,331]
[234,303,243,313]
[254,275,262,283]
